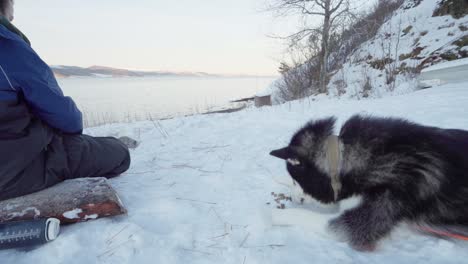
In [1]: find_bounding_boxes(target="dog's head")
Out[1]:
[270,117,341,204]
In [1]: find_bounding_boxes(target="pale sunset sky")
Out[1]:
[13,0,301,76]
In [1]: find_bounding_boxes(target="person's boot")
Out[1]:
[118,136,139,149]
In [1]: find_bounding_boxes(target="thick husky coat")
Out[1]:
[270,115,468,250]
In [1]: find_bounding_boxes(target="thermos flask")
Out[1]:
[0,218,60,249]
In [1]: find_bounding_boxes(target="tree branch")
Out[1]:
[267,28,316,40]
[274,0,325,16]
[314,0,326,9]
[330,7,349,26]
[330,0,345,14]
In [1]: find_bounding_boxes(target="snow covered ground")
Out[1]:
[2,82,468,263]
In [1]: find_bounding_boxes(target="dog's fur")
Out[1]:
[270,115,468,250]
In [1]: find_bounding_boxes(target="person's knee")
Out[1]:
[120,144,131,172]
[62,134,131,179]
[109,137,131,175]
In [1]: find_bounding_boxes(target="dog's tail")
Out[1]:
[414,223,468,241]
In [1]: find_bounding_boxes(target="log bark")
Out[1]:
[0,178,127,224]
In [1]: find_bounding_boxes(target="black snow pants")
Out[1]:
[0,98,131,201]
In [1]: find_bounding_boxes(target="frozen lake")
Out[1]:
[58,76,276,127]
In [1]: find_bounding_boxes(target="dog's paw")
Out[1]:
[349,240,377,252]
[327,217,349,242]
[328,218,378,251]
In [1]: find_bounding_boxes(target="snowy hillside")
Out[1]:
[267,0,468,101]
[2,81,468,263]
[327,0,468,98]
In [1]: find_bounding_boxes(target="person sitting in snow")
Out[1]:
[0,0,131,201]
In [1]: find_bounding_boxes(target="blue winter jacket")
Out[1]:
[0,24,83,134]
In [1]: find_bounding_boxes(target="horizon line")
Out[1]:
[51,64,280,78]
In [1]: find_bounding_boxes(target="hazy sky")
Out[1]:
[13,0,299,75]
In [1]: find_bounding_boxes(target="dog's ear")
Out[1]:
[270,147,292,160]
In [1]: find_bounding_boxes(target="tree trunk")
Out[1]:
[0,178,127,224]
[319,7,331,94]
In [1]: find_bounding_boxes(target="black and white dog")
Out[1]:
[270,115,468,250]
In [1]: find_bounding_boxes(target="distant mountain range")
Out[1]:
[51,65,266,78]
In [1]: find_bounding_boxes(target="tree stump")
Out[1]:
[255,95,272,107]
[0,178,127,224]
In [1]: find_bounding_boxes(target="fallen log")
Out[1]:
[0,178,127,224]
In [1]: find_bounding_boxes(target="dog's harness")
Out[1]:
[325,135,342,201]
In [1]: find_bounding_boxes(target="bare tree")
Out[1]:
[269,0,352,93]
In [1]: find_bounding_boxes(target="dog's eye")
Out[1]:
[287,158,301,166]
